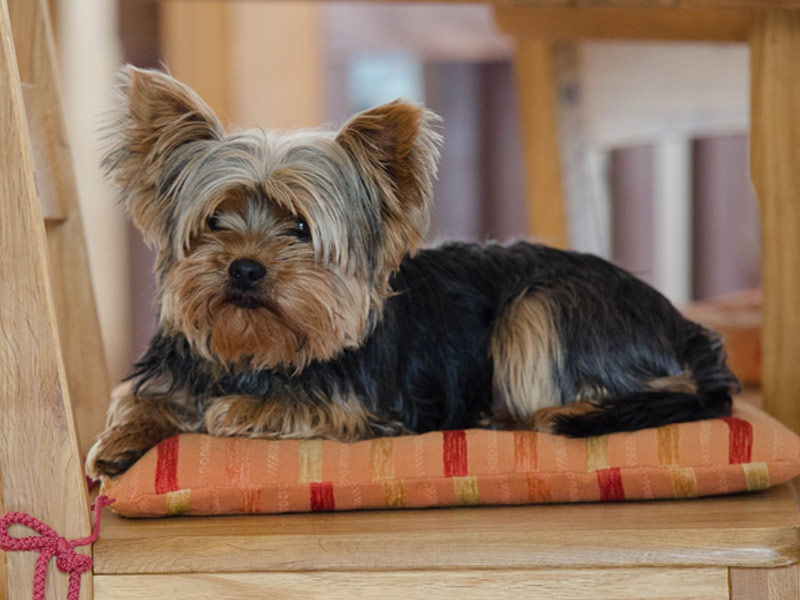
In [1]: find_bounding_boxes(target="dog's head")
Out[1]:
[104,66,441,371]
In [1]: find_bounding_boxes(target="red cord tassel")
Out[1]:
[0,495,115,600]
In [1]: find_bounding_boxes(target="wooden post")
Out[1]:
[509,38,569,248]
[159,1,323,130]
[0,0,92,598]
[750,11,800,432]
[159,0,232,124]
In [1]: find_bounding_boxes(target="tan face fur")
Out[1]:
[103,66,441,371]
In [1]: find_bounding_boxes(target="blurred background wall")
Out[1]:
[57,0,127,381]
[55,0,760,383]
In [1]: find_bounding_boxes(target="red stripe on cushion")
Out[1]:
[155,435,180,494]
[596,468,625,501]
[723,417,753,464]
[514,431,537,472]
[443,430,468,477]
[310,482,335,512]
[527,474,551,502]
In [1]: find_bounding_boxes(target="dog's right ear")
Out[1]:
[102,65,224,246]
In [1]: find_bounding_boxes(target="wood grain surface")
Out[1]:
[7,0,109,457]
[95,567,730,599]
[159,1,232,123]
[750,11,800,435]
[730,564,800,599]
[494,6,750,41]
[0,1,92,598]
[506,38,569,248]
[95,482,800,574]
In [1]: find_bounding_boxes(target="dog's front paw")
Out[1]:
[86,422,169,480]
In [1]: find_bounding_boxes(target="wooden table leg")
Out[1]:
[750,11,800,433]
[508,37,569,249]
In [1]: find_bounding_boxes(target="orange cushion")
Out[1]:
[102,400,800,518]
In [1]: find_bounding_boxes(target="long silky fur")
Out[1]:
[129,242,738,436]
[88,67,739,480]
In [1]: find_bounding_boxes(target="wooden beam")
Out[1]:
[0,1,91,598]
[494,6,750,41]
[228,2,323,129]
[750,10,800,433]
[158,2,323,129]
[94,482,800,574]
[159,0,232,123]
[507,38,569,247]
[96,567,730,599]
[8,0,109,458]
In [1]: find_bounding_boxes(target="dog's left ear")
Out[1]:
[336,100,442,275]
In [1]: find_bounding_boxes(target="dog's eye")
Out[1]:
[291,216,311,241]
[207,215,223,232]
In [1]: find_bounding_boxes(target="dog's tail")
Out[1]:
[549,389,733,437]
[550,324,739,438]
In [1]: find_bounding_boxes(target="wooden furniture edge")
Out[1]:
[0,0,92,597]
[94,482,800,574]
[8,0,110,459]
[94,567,731,599]
[494,5,751,41]
[750,11,800,434]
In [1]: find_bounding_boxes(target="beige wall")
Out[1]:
[58,0,129,382]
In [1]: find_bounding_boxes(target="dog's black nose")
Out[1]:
[229,258,266,290]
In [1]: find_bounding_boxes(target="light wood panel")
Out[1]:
[7,0,109,457]
[95,567,730,599]
[159,0,231,123]
[0,1,91,598]
[22,84,65,222]
[494,6,750,41]
[10,1,66,223]
[228,2,323,129]
[507,38,569,248]
[159,2,323,130]
[750,11,800,434]
[94,483,800,574]
[730,564,800,599]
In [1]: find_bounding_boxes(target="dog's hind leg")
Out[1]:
[487,291,566,429]
[488,289,650,435]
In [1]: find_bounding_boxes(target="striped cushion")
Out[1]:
[102,401,800,517]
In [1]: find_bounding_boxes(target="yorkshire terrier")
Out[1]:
[86,66,738,479]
